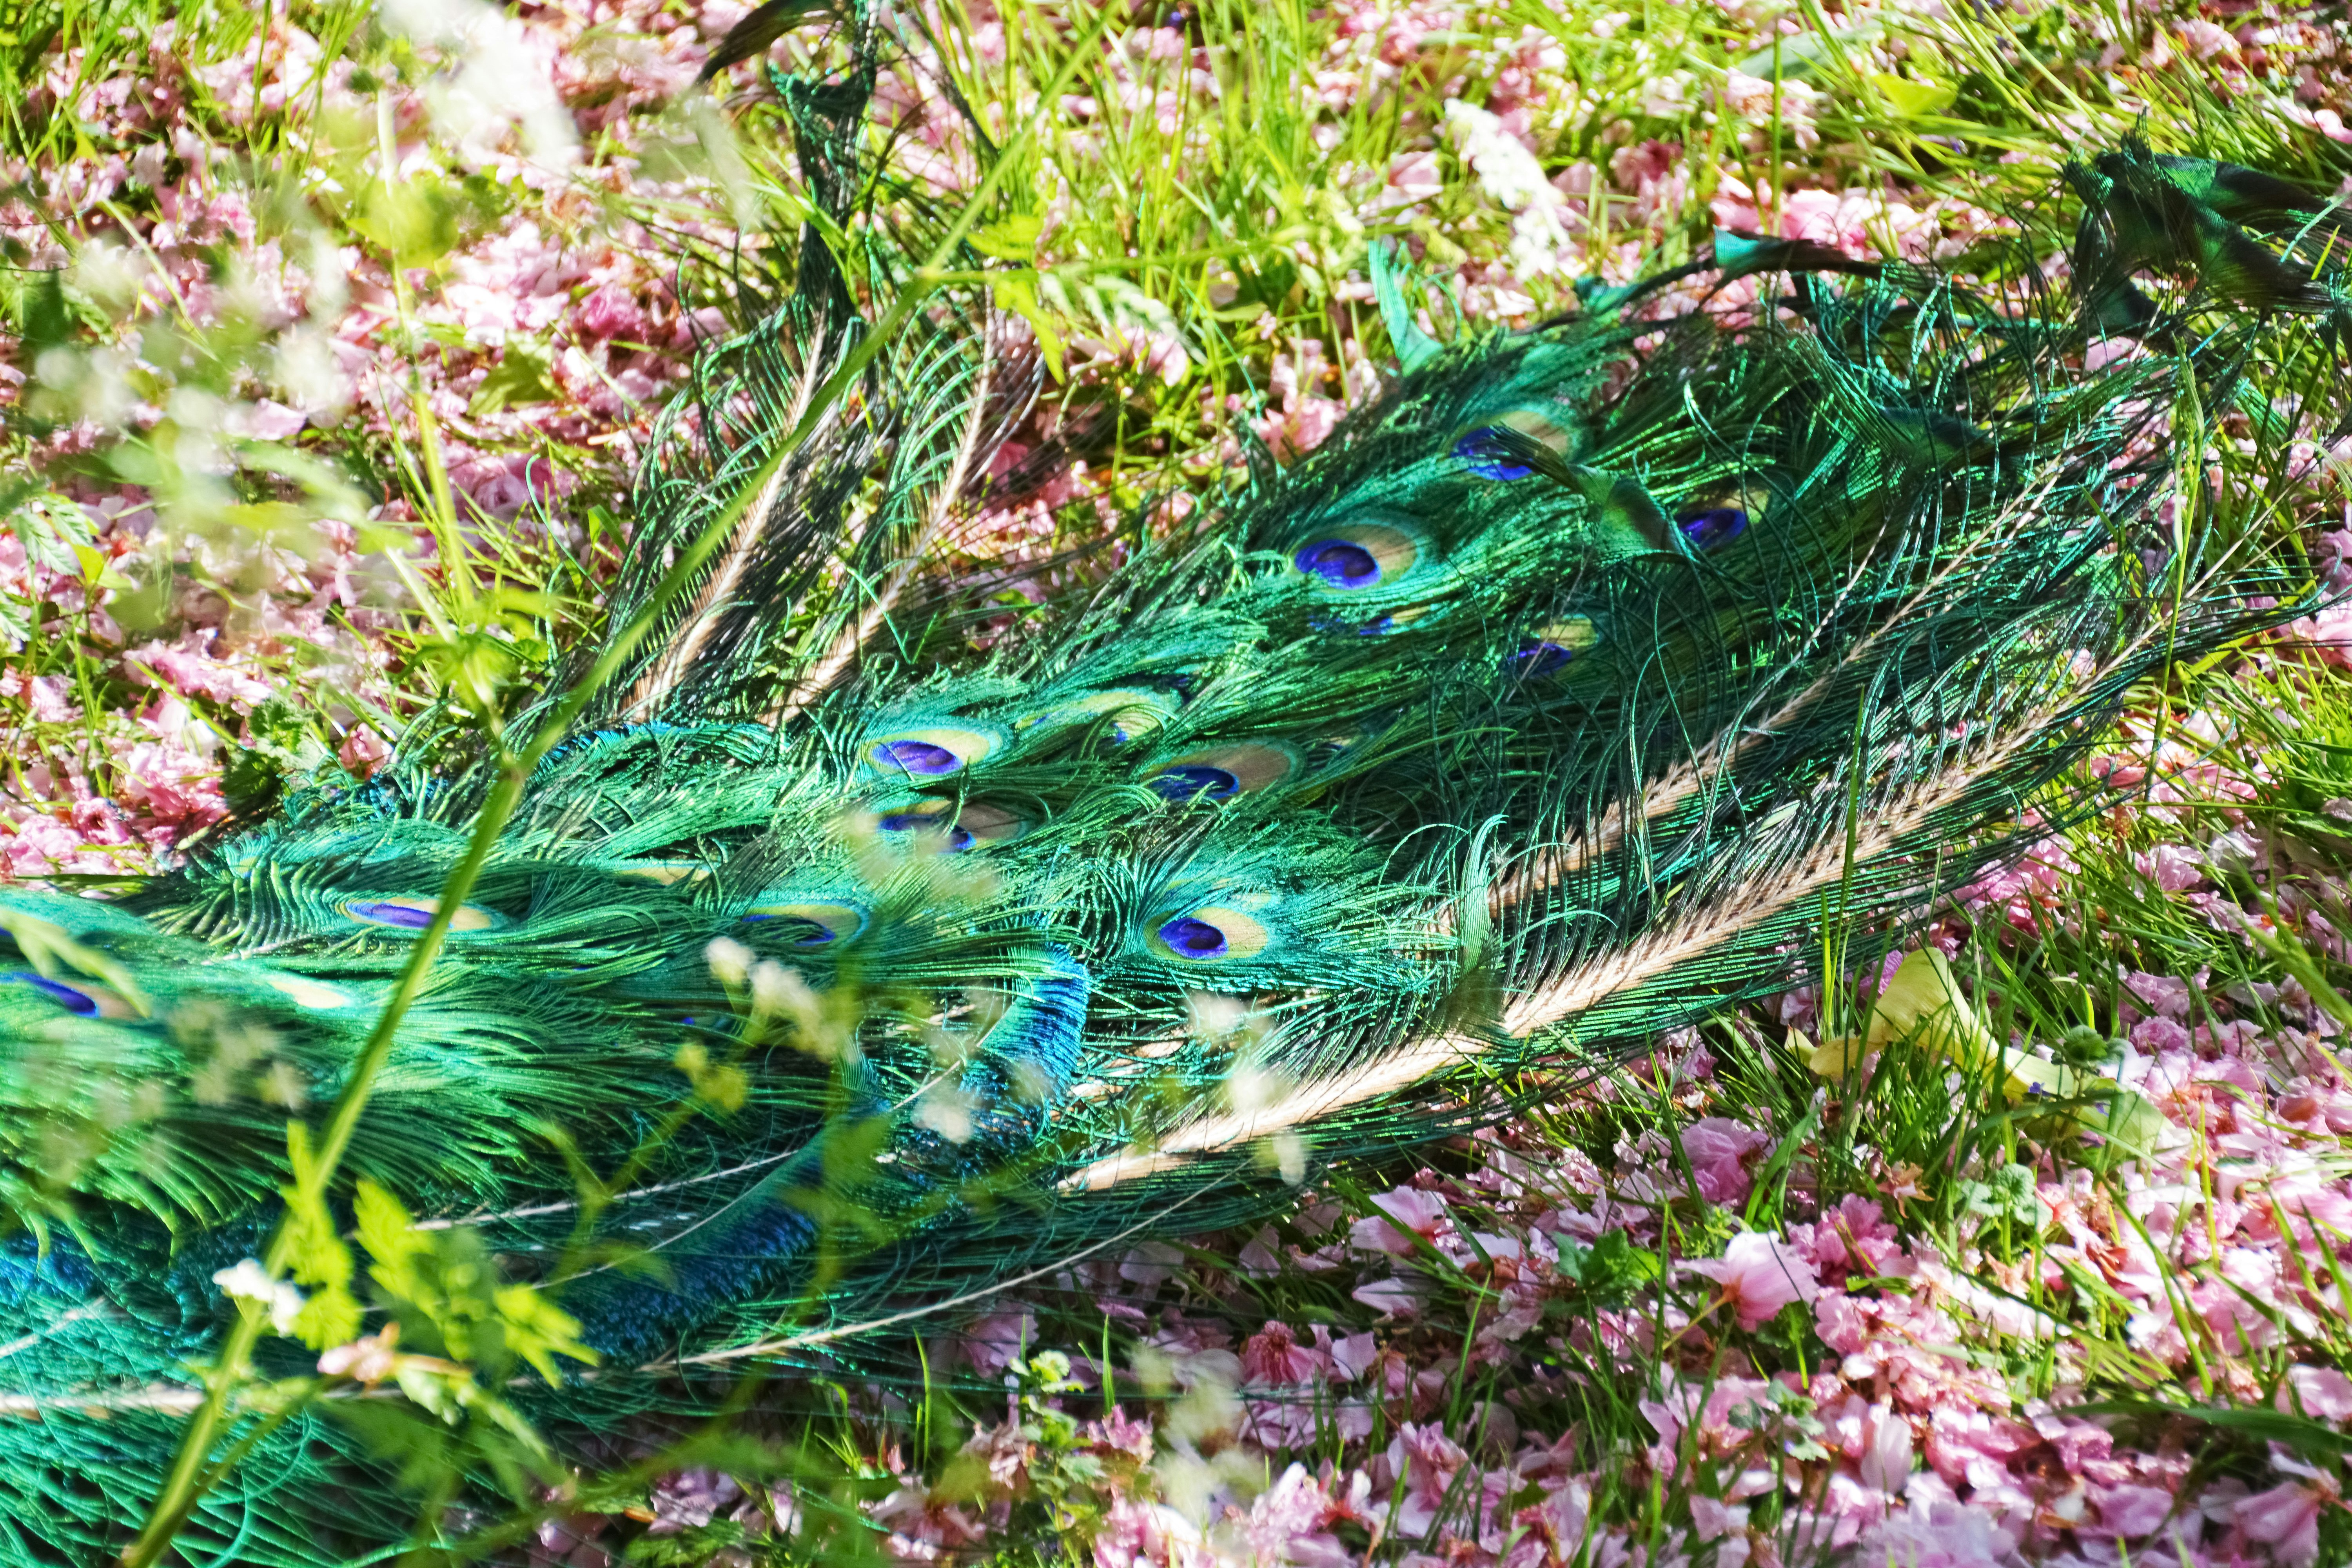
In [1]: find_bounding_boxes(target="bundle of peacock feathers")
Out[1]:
[3,10,2348,1557]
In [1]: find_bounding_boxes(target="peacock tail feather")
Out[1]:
[0,15,2346,1557]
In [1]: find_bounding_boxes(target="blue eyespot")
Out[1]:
[859,726,1003,779]
[1149,765,1241,801]
[1148,905,1272,962]
[879,811,975,851]
[740,902,867,947]
[740,914,834,946]
[1508,618,1599,678]
[1454,426,1535,480]
[344,901,434,930]
[341,898,500,933]
[5,972,96,1014]
[1510,641,1578,677]
[870,739,962,776]
[1156,917,1229,958]
[1678,507,1749,550]
[1294,539,1382,589]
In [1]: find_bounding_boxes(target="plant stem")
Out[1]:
[123,17,1112,1556]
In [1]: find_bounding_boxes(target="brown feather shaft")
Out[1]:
[769,339,997,724]
[1063,646,2116,1193]
[621,326,835,721]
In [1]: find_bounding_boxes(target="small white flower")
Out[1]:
[212,1258,305,1333]
[1225,1058,1289,1116]
[749,958,809,1017]
[318,1326,400,1383]
[1267,1130,1308,1185]
[1185,991,1247,1039]
[379,0,580,174]
[1443,99,1574,282]
[704,937,752,987]
[914,1084,977,1143]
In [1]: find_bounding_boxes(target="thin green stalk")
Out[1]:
[127,412,810,1560]
[125,23,1111,1557]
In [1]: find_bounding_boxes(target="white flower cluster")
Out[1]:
[212,1257,305,1333]
[379,0,580,175]
[1442,99,1574,284]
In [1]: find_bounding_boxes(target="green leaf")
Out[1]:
[971,213,1044,261]
[493,1281,599,1385]
[390,1357,467,1425]
[355,1176,431,1302]
[673,1040,748,1113]
[1870,73,1957,119]
[290,1281,363,1350]
[221,501,322,546]
[626,1522,751,1566]
[471,343,561,416]
[818,1114,893,1189]
[1557,1230,1660,1307]
[9,270,74,361]
[993,270,1066,380]
[324,1399,454,1489]
[109,563,174,636]
[2076,1397,2352,1458]
[350,178,463,269]
[5,490,97,578]
[281,1124,361,1350]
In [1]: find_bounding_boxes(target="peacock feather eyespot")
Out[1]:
[1146,906,1271,963]
[1510,642,1575,679]
[1452,426,1534,480]
[262,973,355,1010]
[612,862,711,887]
[871,740,958,775]
[861,725,1003,780]
[741,900,868,947]
[873,796,1027,850]
[1,971,140,1019]
[341,897,501,934]
[1499,405,1577,447]
[1287,517,1426,593]
[956,801,1028,845]
[1508,616,1602,677]
[1676,506,1749,550]
[1452,406,1575,480]
[5,973,97,1015]
[1011,688,1178,744]
[1149,764,1239,801]
[1146,743,1299,802]
[1293,539,1381,588]
[877,800,976,852]
[1156,916,1227,957]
